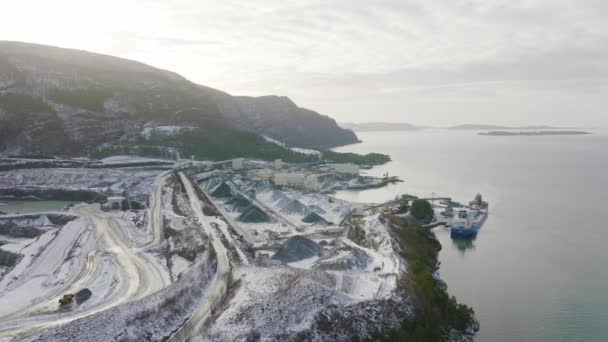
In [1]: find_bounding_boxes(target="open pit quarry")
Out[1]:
[0,156,434,341]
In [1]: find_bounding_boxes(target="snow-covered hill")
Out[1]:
[0,41,358,157]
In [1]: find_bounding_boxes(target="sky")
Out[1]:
[1,0,607,127]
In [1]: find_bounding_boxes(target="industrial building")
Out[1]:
[328,163,359,175]
[254,169,273,180]
[232,158,244,170]
[272,172,324,191]
[273,172,306,187]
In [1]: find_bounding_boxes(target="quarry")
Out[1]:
[0,155,473,341]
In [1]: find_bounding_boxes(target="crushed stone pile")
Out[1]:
[272,236,320,263]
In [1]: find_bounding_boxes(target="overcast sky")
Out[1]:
[2,0,607,126]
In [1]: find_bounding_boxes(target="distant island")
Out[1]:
[449,124,563,130]
[340,122,583,132]
[341,122,421,132]
[479,131,591,136]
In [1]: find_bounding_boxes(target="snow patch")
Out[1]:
[141,125,196,139]
[262,136,321,156]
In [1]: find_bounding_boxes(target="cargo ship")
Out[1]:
[450,194,488,238]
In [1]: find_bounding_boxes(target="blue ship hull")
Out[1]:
[450,227,479,238]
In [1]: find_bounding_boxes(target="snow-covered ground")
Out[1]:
[290,147,322,156]
[256,187,356,226]
[160,175,212,280]
[0,170,175,340]
[0,167,163,202]
[29,250,217,342]
[198,172,364,246]
[0,204,173,339]
[0,214,84,313]
[141,125,196,139]
[193,166,409,340]
[0,158,414,341]
[204,265,353,341]
[262,135,322,156]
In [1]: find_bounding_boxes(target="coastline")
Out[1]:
[331,135,479,340]
[384,213,479,340]
[330,128,608,341]
[332,183,479,339]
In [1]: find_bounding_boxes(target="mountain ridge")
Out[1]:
[0,41,358,158]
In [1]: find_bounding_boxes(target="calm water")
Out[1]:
[0,200,77,214]
[333,129,608,341]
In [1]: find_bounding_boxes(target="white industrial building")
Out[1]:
[273,172,324,191]
[329,163,360,175]
[273,172,306,187]
[232,158,244,170]
[255,169,273,180]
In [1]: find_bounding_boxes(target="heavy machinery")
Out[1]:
[58,294,74,306]
[58,288,92,306]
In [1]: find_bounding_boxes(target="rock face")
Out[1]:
[0,41,358,157]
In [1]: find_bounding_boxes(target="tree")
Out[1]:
[396,202,409,214]
[410,199,434,223]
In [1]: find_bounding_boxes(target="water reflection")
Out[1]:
[451,236,476,253]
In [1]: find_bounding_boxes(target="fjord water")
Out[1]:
[333,129,608,341]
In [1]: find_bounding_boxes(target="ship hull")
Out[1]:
[450,227,479,238]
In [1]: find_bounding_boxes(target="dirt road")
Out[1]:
[0,204,169,340]
[168,173,232,341]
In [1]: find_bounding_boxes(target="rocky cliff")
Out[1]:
[206,88,359,148]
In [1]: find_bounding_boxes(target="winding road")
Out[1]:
[0,171,239,341]
[0,204,169,340]
[168,173,231,342]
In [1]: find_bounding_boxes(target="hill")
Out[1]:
[0,41,358,159]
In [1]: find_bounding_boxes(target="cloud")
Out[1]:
[1,0,607,125]
[144,36,223,47]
